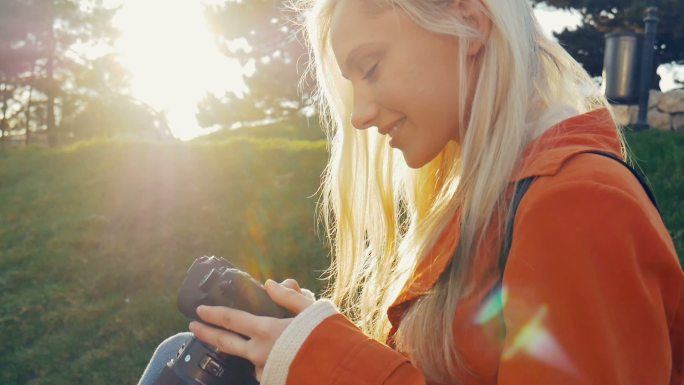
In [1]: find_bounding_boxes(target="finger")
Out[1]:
[280,278,301,292]
[196,305,263,337]
[265,279,314,314]
[189,321,249,359]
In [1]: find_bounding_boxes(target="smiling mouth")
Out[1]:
[388,119,406,148]
[383,118,405,138]
[378,118,404,136]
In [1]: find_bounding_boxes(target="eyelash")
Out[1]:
[363,63,379,81]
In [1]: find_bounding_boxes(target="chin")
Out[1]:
[401,145,447,169]
[402,152,432,169]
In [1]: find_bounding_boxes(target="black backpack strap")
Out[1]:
[499,150,660,275]
[489,150,661,336]
[498,177,536,274]
[488,176,535,337]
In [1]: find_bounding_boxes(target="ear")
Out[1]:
[453,0,492,56]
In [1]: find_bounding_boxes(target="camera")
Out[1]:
[154,256,294,385]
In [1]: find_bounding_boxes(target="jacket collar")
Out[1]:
[510,108,621,182]
[387,108,621,326]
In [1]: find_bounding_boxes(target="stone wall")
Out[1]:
[611,88,684,131]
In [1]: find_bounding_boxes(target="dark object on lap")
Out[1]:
[155,256,293,385]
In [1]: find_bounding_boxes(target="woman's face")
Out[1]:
[330,0,474,168]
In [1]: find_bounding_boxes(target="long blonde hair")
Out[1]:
[292,0,618,382]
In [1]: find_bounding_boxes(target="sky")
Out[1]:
[107,1,681,140]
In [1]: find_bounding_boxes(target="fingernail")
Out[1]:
[265,279,276,287]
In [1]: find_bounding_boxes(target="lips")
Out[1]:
[379,118,406,137]
[389,120,404,138]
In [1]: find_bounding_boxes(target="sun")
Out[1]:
[113,0,246,140]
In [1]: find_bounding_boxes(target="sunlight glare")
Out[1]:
[533,5,582,39]
[114,0,247,140]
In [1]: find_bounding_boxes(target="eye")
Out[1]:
[362,63,379,81]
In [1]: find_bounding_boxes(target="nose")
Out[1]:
[350,87,379,130]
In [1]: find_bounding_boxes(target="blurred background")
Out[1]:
[0,0,682,383]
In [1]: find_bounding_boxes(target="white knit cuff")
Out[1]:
[260,299,339,385]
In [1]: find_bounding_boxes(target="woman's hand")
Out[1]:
[188,279,314,381]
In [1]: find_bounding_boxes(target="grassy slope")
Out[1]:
[0,139,329,384]
[0,130,681,384]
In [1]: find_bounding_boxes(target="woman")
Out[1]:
[142,0,683,384]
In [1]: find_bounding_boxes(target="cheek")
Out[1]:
[403,57,461,115]
[427,66,462,135]
[374,77,406,113]
[413,75,461,139]
[399,62,432,100]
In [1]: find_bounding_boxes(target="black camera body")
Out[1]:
[154,256,294,385]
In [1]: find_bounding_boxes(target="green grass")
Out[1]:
[0,130,681,384]
[625,129,684,260]
[0,138,330,385]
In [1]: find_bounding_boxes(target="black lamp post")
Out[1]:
[634,7,660,131]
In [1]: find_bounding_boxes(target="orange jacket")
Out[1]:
[285,109,684,385]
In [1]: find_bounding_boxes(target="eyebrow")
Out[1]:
[342,42,381,79]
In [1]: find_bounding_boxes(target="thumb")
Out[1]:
[265,279,313,315]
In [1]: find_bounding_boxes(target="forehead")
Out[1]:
[329,0,393,66]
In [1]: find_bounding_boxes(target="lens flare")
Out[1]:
[502,305,580,378]
[474,285,581,378]
[474,284,507,325]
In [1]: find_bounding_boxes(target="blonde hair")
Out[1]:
[292,0,620,382]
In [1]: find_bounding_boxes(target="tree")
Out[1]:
[32,0,122,145]
[532,0,684,84]
[67,95,172,140]
[0,1,38,141]
[0,0,124,146]
[198,0,321,139]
